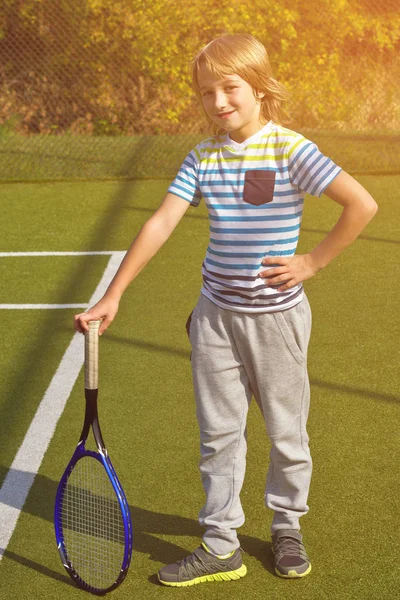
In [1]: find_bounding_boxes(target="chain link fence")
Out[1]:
[0,0,399,182]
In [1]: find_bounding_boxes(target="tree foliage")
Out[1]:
[0,0,399,135]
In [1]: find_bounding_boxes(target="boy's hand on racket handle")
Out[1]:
[259,254,320,292]
[74,296,119,335]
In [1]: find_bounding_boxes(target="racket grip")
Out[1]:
[85,320,101,390]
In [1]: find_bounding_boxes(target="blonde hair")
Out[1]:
[191,33,290,135]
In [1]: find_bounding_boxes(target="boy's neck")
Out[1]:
[228,120,268,144]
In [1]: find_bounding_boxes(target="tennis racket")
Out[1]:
[54,320,133,594]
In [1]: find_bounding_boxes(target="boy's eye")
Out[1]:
[201,86,237,97]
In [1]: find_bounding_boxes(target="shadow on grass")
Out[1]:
[80,331,400,405]
[125,206,400,246]
[310,379,399,405]
[100,332,190,360]
[0,138,154,482]
[1,548,75,588]
[0,467,274,587]
[300,227,400,245]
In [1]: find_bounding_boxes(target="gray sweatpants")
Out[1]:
[188,293,313,556]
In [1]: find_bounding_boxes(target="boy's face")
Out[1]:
[197,63,264,143]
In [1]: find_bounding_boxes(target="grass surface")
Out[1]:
[0,175,399,599]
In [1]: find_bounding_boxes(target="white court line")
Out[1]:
[0,304,89,310]
[0,251,120,309]
[0,251,117,257]
[0,251,125,560]
[0,304,88,309]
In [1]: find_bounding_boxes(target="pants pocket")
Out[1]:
[185,310,194,339]
[272,304,308,366]
[243,169,275,205]
[185,308,196,360]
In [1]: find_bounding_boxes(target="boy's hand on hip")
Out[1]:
[259,254,320,291]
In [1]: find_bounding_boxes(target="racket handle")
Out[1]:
[85,320,101,390]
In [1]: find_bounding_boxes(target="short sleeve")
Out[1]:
[168,149,202,207]
[288,136,342,197]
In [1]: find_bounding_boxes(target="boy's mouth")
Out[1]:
[217,110,235,119]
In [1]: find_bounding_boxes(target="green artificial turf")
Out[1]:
[0,175,398,599]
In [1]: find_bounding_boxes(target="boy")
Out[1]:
[75,34,378,585]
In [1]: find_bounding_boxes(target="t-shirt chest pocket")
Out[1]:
[243,170,276,206]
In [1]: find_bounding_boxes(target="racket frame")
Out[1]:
[54,321,133,595]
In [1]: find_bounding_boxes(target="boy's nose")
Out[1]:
[214,92,228,110]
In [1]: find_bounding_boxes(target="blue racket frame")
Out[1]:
[54,391,133,595]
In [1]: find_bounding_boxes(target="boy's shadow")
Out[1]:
[1,467,274,586]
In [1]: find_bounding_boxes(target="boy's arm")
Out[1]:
[74,192,191,334]
[259,170,378,291]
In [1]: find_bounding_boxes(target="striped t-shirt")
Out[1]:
[169,121,341,313]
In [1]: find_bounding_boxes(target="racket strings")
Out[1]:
[60,456,126,590]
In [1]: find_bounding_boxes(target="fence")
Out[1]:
[0,0,399,181]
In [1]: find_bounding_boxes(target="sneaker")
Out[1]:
[157,543,247,587]
[272,529,311,578]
